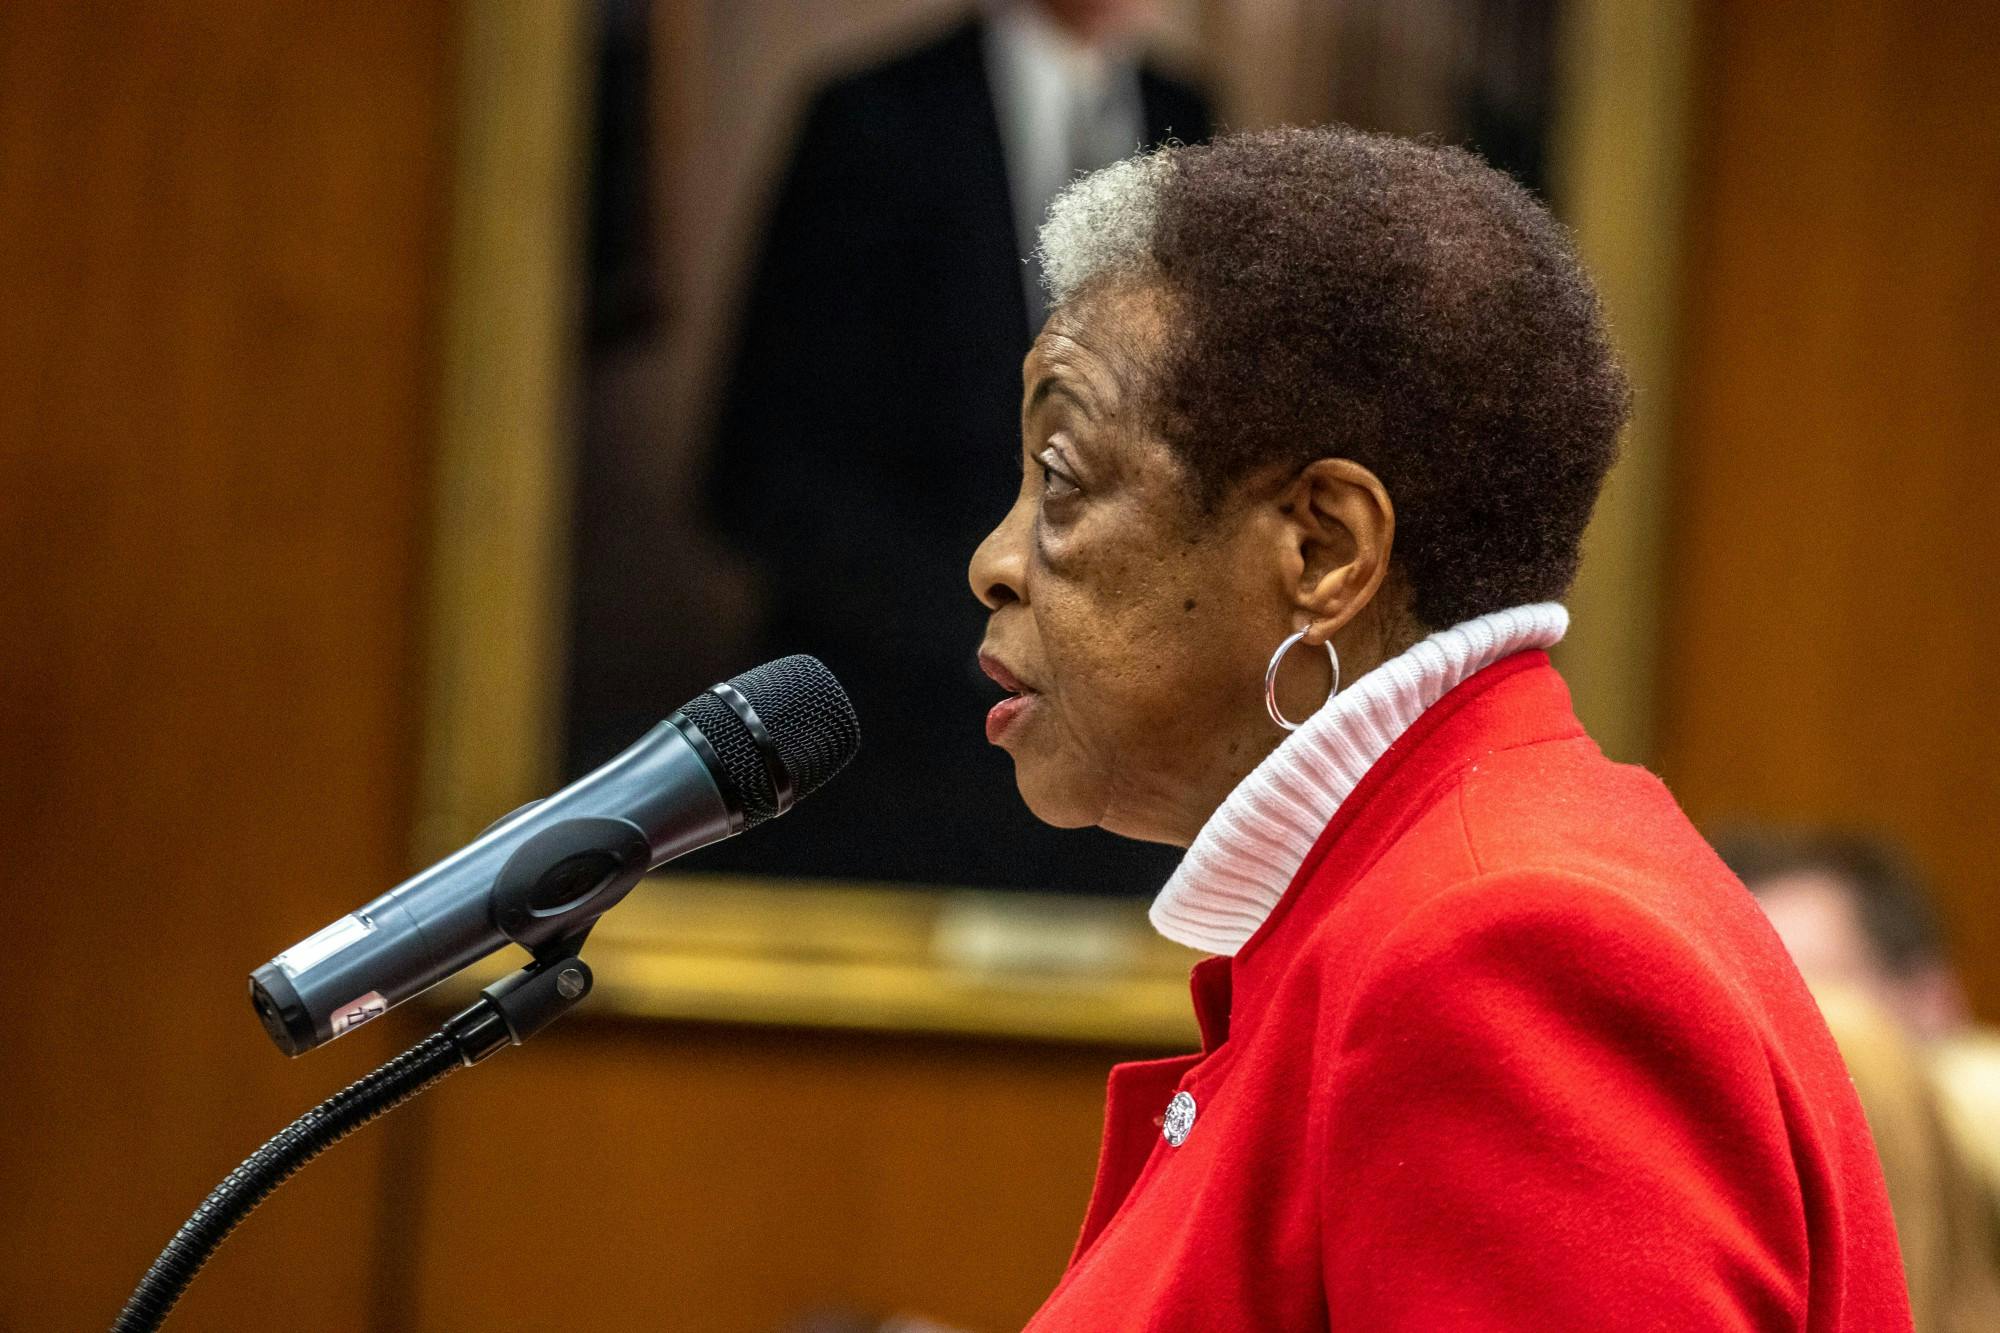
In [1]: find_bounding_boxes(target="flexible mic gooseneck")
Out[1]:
[115,657,858,1331]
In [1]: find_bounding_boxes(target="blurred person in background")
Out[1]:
[1718,827,1972,1039]
[1810,986,2000,1333]
[1721,827,2000,1283]
[702,0,1210,891]
[969,126,1909,1328]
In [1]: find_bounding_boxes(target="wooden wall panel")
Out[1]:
[0,4,452,1327]
[397,1022,1124,1332]
[1660,0,2000,1016]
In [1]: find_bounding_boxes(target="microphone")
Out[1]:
[248,655,859,1056]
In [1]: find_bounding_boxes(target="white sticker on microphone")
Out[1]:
[330,991,388,1036]
[274,913,373,978]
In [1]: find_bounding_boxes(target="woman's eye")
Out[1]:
[1037,448,1079,499]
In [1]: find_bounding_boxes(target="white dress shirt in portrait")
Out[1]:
[983,1,1145,323]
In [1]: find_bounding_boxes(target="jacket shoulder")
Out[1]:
[1139,63,1214,142]
[1293,731,1811,1041]
[1450,740,1776,967]
[807,17,984,116]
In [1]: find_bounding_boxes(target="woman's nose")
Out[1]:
[969,500,1027,610]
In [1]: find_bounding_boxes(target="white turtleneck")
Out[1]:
[1150,603,1570,956]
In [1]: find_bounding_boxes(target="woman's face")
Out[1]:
[968,284,1307,846]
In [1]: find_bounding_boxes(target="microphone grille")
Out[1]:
[681,655,860,827]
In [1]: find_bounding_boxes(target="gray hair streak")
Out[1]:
[1035,150,1173,306]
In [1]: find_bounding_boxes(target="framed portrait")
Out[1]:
[418,0,1689,1044]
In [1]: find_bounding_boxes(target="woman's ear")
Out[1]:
[1279,458,1394,646]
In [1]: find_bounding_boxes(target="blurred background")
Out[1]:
[2,0,1995,1329]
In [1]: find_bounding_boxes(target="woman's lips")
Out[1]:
[986,692,1036,744]
[978,653,1029,694]
[978,653,1038,745]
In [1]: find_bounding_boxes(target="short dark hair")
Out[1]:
[1138,127,1629,627]
[1714,826,1950,978]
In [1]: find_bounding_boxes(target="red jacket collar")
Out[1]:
[1190,652,1587,1046]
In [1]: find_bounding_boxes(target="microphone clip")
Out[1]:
[489,816,652,952]
[442,925,597,1067]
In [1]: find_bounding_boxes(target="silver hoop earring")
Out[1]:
[1264,630,1340,732]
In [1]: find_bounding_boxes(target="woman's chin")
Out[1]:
[1010,760,1104,831]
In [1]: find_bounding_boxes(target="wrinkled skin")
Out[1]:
[968,281,1414,847]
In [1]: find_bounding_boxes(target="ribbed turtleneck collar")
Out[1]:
[1150,604,1570,955]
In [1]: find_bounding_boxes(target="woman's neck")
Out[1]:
[1154,603,1429,848]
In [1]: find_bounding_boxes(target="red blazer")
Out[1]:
[1026,653,1910,1331]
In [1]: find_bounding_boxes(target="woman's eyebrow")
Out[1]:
[1028,376,1095,418]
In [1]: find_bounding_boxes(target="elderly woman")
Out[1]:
[969,128,1910,1329]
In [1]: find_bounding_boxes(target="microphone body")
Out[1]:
[249,656,857,1056]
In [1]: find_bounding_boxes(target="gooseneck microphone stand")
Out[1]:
[112,930,596,1333]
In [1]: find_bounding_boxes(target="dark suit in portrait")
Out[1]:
[700,13,1211,890]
